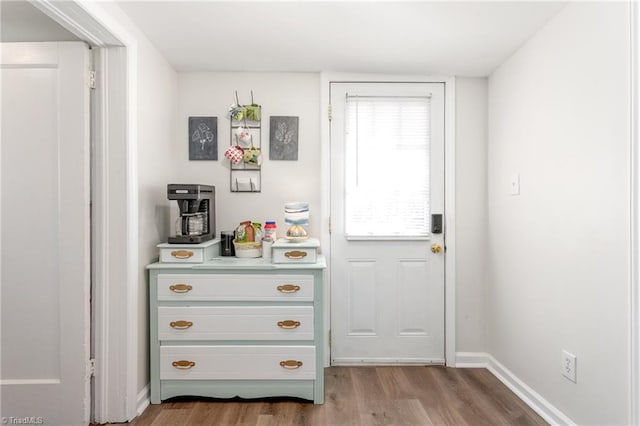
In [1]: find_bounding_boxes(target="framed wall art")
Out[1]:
[269,116,299,160]
[189,116,218,160]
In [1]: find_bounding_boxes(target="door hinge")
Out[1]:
[328,217,332,234]
[88,70,96,89]
[87,358,96,378]
[328,329,332,349]
[328,104,333,121]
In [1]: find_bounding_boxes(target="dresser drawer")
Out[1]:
[160,345,316,380]
[158,306,314,341]
[159,247,204,263]
[272,248,318,264]
[271,238,319,264]
[157,239,220,264]
[157,274,314,301]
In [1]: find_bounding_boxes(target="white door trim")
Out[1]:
[630,1,639,424]
[91,45,137,423]
[444,77,457,368]
[319,73,456,367]
[31,1,139,422]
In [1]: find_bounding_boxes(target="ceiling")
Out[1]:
[117,1,566,76]
[1,0,80,42]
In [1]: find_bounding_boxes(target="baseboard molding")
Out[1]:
[455,352,575,425]
[454,351,490,368]
[333,357,445,366]
[136,383,150,417]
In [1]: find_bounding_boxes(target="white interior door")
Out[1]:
[330,81,445,364]
[1,42,91,425]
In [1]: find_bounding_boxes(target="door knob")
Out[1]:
[431,243,442,254]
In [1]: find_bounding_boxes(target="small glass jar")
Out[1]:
[264,221,277,241]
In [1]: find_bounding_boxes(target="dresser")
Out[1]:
[147,255,326,404]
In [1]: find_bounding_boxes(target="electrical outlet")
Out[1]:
[562,350,577,383]
[510,174,520,195]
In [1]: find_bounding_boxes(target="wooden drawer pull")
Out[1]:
[171,250,194,259]
[280,360,303,369]
[169,284,193,293]
[277,284,301,293]
[284,250,307,260]
[170,320,193,329]
[172,360,196,370]
[277,320,301,329]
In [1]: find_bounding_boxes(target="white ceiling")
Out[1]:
[1,0,80,42]
[117,1,566,76]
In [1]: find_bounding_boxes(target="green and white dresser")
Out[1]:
[147,251,326,404]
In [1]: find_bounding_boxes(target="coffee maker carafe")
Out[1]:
[168,184,215,244]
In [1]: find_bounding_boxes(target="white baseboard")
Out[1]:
[332,357,445,366]
[136,383,150,417]
[455,352,575,425]
[454,351,490,368]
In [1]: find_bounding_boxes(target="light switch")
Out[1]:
[510,174,520,195]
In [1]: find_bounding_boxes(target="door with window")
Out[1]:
[330,82,445,364]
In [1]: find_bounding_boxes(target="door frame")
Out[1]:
[319,73,456,367]
[31,1,139,422]
[631,1,639,424]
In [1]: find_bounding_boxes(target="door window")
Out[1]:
[345,95,431,239]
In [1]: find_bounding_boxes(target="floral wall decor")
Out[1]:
[189,116,217,160]
[269,116,299,161]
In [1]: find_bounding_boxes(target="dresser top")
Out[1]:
[147,255,326,270]
[157,238,220,249]
[272,238,320,248]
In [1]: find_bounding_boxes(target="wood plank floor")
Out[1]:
[126,366,547,426]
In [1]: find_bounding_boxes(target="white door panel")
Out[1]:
[1,42,91,425]
[330,82,445,364]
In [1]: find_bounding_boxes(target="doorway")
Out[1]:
[329,81,446,364]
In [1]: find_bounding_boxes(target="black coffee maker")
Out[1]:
[168,184,215,244]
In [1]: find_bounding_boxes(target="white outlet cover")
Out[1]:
[510,174,520,195]
[562,350,577,383]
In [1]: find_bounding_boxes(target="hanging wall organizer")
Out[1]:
[226,91,262,192]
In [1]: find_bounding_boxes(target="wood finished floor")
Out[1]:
[126,366,547,426]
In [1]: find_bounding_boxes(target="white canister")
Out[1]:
[262,238,273,258]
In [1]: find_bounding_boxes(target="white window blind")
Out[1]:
[345,94,431,238]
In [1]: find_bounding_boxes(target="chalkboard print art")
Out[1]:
[189,116,218,160]
[269,116,299,160]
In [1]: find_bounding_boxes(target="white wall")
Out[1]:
[455,78,488,352]
[135,40,179,393]
[487,3,630,424]
[175,72,321,238]
[0,1,79,42]
[176,73,488,354]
